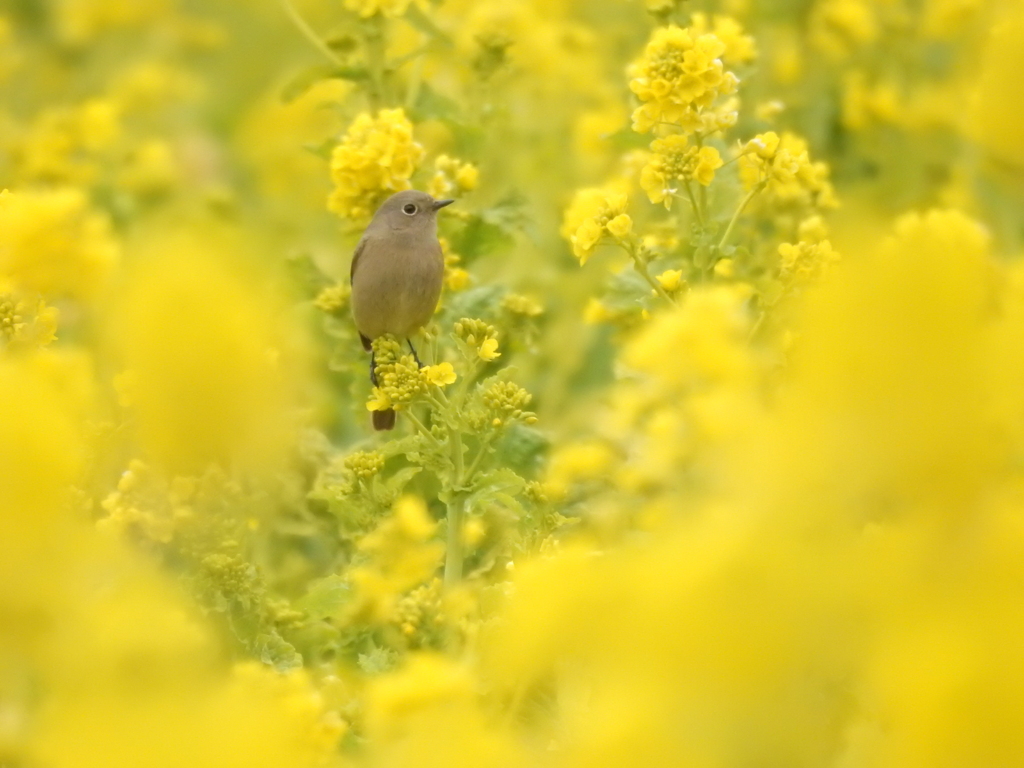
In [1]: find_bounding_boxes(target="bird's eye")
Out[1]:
[402,203,418,215]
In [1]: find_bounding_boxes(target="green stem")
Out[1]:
[363,15,388,109]
[683,181,704,227]
[464,438,492,480]
[718,182,766,252]
[404,53,425,110]
[624,241,675,306]
[281,0,343,65]
[444,429,466,585]
[405,409,441,448]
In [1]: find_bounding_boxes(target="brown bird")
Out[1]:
[351,190,453,431]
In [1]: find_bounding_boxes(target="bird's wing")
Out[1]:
[350,234,368,284]
[350,234,375,351]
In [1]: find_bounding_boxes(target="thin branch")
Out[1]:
[280,0,343,66]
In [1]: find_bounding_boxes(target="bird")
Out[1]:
[350,189,453,431]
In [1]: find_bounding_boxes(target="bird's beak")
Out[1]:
[432,199,455,211]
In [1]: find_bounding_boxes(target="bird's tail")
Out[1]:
[372,408,396,431]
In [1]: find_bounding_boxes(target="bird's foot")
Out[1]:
[407,339,424,368]
[369,352,378,387]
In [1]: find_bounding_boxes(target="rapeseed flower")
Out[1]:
[328,109,424,221]
[561,185,631,264]
[640,134,724,206]
[628,24,739,133]
[0,188,118,298]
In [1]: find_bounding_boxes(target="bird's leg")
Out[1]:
[369,351,378,387]
[407,338,424,368]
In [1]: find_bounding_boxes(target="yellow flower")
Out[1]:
[689,13,758,64]
[755,99,785,123]
[969,6,1024,169]
[106,233,306,474]
[482,380,535,425]
[738,131,838,209]
[0,289,59,350]
[502,293,544,317]
[344,450,386,479]
[478,338,501,361]
[367,335,425,411]
[640,135,723,206]
[628,24,739,134]
[606,213,633,239]
[561,185,631,264]
[713,258,735,278]
[454,318,501,363]
[422,362,457,387]
[313,283,350,315]
[392,495,436,540]
[778,239,840,282]
[657,269,685,292]
[0,188,119,299]
[327,109,424,221]
[455,163,479,191]
[364,653,473,740]
[366,388,393,412]
[445,267,471,291]
[427,154,479,199]
[546,440,617,497]
[810,0,878,58]
[798,215,829,243]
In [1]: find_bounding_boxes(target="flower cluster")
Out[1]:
[560,186,632,264]
[640,134,724,206]
[0,288,58,351]
[441,238,470,292]
[628,25,740,134]
[501,293,543,317]
[739,131,839,209]
[778,238,840,282]
[313,284,351,316]
[344,450,386,480]
[347,496,444,623]
[0,188,119,298]
[453,318,501,361]
[689,13,759,64]
[327,109,424,221]
[427,155,479,200]
[367,335,456,414]
[394,577,444,642]
[481,380,537,427]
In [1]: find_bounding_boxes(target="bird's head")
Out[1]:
[371,190,454,233]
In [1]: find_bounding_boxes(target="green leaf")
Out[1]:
[466,468,527,512]
[371,465,422,504]
[295,575,352,620]
[497,423,549,473]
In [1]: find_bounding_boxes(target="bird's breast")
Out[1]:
[351,238,444,340]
